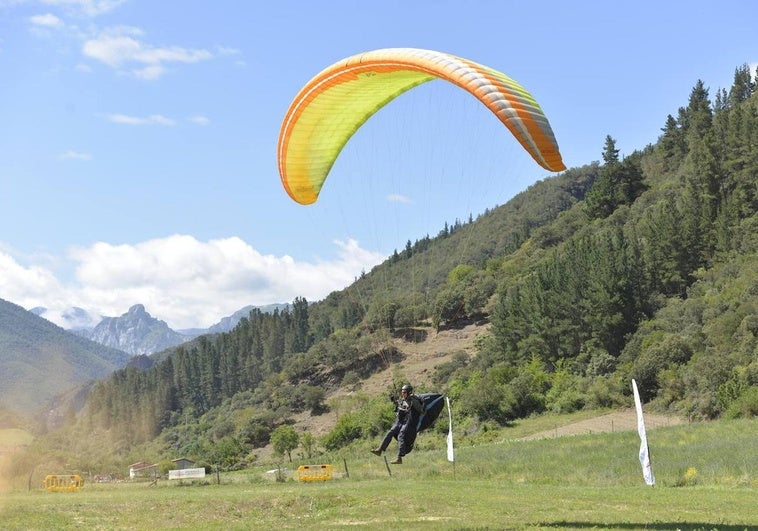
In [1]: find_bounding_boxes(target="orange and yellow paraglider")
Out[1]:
[277,48,565,205]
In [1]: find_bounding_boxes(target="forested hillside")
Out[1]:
[56,65,757,469]
[0,299,131,417]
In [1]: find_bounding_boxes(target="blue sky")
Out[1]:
[1,0,756,329]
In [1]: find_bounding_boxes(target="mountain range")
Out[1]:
[0,298,131,419]
[0,299,289,420]
[30,302,290,356]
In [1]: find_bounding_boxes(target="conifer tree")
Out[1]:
[584,135,623,219]
[728,63,755,106]
[291,296,309,353]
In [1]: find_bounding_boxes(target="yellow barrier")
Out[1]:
[44,474,84,492]
[296,464,333,482]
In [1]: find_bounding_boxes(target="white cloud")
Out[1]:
[23,5,235,81]
[42,0,127,17]
[387,193,412,204]
[0,235,385,330]
[106,113,175,126]
[81,27,146,66]
[29,13,64,28]
[133,64,163,80]
[82,26,213,79]
[216,46,241,57]
[0,252,63,299]
[188,115,209,126]
[60,149,92,160]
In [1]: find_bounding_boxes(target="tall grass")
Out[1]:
[342,415,755,488]
[0,417,754,529]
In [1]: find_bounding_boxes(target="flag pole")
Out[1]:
[445,396,455,478]
[632,379,655,486]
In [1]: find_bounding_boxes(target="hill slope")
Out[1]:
[0,298,131,418]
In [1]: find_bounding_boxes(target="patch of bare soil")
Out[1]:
[517,409,685,441]
[358,321,489,397]
[290,321,489,439]
[289,321,683,446]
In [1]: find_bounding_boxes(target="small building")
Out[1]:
[172,457,196,470]
[129,461,157,480]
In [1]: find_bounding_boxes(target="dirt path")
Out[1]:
[517,409,685,441]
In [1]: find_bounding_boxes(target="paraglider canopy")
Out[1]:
[416,392,446,432]
[277,48,565,205]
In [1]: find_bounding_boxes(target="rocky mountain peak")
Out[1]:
[128,304,147,315]
[84,304,190,356]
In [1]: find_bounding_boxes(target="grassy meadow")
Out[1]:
[0,416,755,530]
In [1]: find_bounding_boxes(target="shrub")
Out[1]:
[461,381,513,425]
[630,335,693,399]
[723,385,758,419]
[675,467,699,487]
[322,415,363,451]
[585,375,626,409]
[239,416,274,448]
[546,363,587,413]
[432,351,470,385]
[341,370,361,389]
[157,459,176,476]
[507,357,550,418]
[299,384,326,414]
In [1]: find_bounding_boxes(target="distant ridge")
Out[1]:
[81,304,190,356]
[0,298,131,418]
[33,303,292,356]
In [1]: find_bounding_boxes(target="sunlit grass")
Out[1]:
[0,476,754,530]
[0,428,33,447]
[2,417,753,529]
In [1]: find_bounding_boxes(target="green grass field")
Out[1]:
[0,428,33,447]
[1,417,755,530]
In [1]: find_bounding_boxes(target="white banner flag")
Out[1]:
[445,396,455,462]
[632,379,655,486]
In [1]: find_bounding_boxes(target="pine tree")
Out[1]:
[659,114,686,169]
[584,135,622,219]
[291,296,310,353]
[685,80,713,148]
[602,134,620,165]
[728,64,755,106]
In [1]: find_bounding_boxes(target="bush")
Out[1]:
[322,415,363,451]
[321,394,398,450]
[341,370,361,389]
[432,351,470,385]
[394,305,425,328]
[461,382,513,425]
[157,459,176,476]
[507,357,550,418]
[631,335,693,399]
[585,375,626,409]
[299,384,326,414]
[546,363,587,414]
[723,386,758,419]
[239,416,274,448]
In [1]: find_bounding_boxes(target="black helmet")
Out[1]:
[401,384,413,393]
